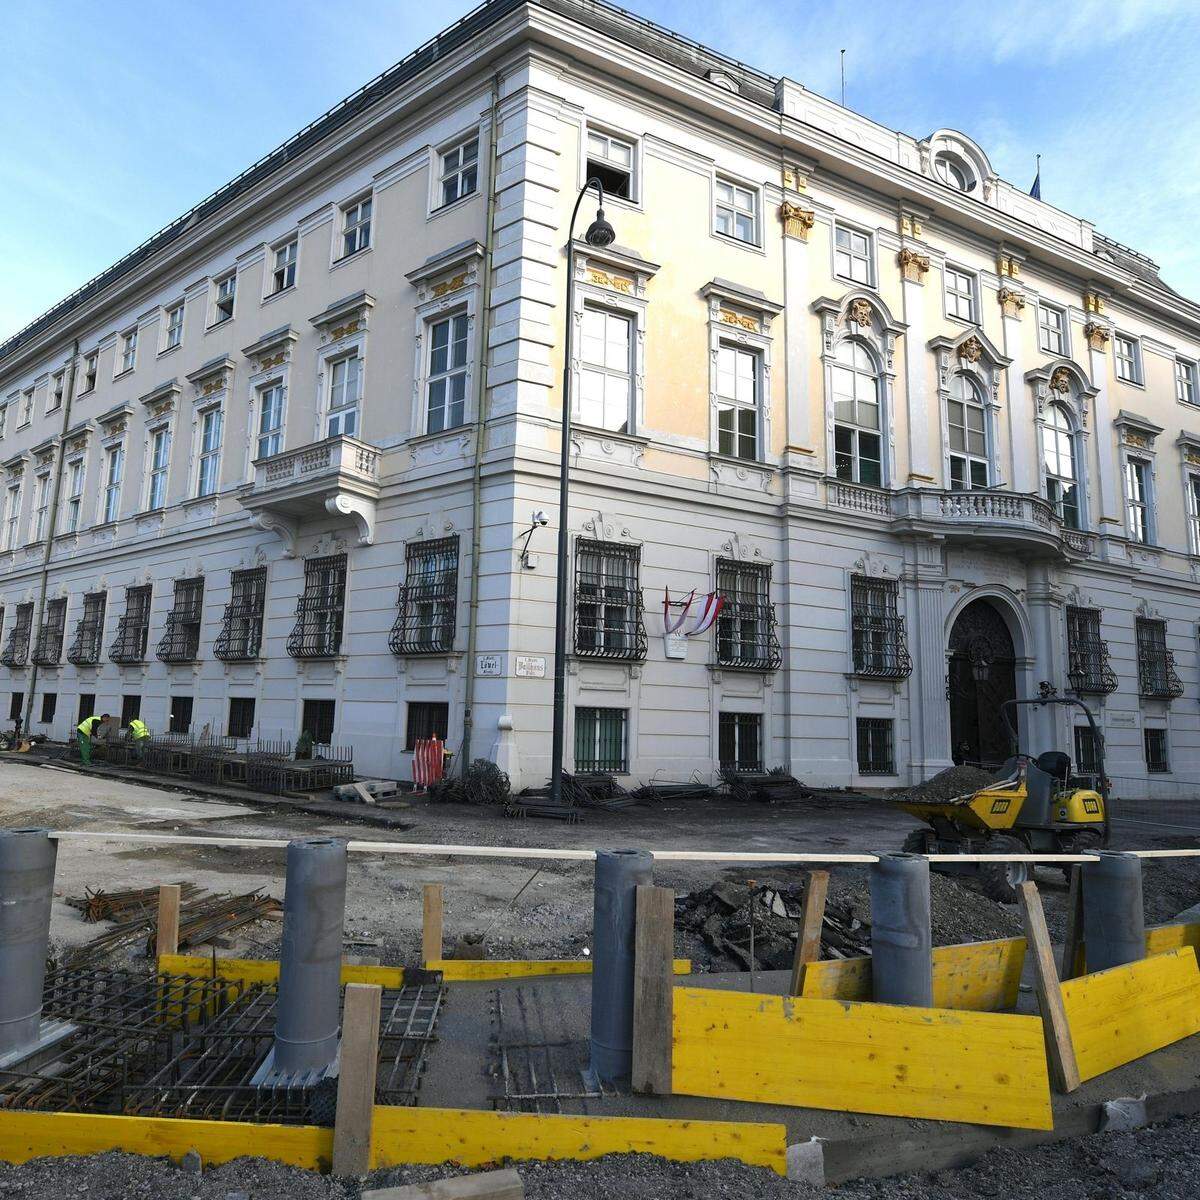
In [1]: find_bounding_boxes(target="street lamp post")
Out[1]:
[550,180,616,806]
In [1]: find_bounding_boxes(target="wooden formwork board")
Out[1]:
[427,958,691,980]
[671,987,1053,1130]
[160,953,406,988]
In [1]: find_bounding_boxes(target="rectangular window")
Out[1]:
[585,130,633,201]
[40,692,56,724]
[156,576,204,662]
[64,458,84,532]
[110,584,152,664]
[832,348,882,487]
[715,343,759,460]
[714,177,758,245]
[287,553,346,658]
[120,329,137,373]
[147,427,170,509]
[50,372,65,412]
[715,559,779,669]
[215,567,267,661]
[327,354,361,438]
[574,707,628,773]
[103,445,123,523]
[1065,606,1116,694]
[228,696,256,739]
[1144,728,1170,773]
[426,315,468,434]
[947,390,989,490]
[4,483,20,549]
[169,696,193,735]
[301,698,336,745]
[944,267,977,322]
[197,408,222,496]
[1,604,33,668]
[213,274,236,324]
[0,403,7,439]
[1114,334,1142,384]
[405,701,448,751]
[121,694,141,725]
[1038,304,1066,355]
[850,575,912,679]
[32,598,67,666]
[32,473,50,542]
[1124,457,1151,543]
[439,136,479,207]
[8,692,23,722]
[1176,359,1197,405]
[257,382,284,459]
[164,303,184,349]
[857,717,895,774]
[718,712,762,773]
[1189,475,1200,554]
[20,389,33,426]
[341,197,371,258]
[574,539,645,660]
[1074,725,1101,775]
[578,308,631,433]
[1135,617,1181,699]
[83,352,98,393]
[271,240,297,293]
[390,536,459,654]
[67,592,106,665]
[834,225,873,284]
[77,693,95,723]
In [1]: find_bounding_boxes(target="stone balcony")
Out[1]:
[240,435,381,554]
[826,481,1096,559]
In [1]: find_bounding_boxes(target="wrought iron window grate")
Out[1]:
[215,568,266,661]
[32,598,68,666]
[67,593,106,665]
[1066,606,1117,694]
[574,706,628,773]
[156,577,205,662]
[573,539,646,661]
[1,603,33,668]
[857,717,895,774]
[850,575,912,679]
[390,536,458,655]
[715,559,781,670]
[110,585,153,664]
[718,711,763,772]
[287,554,346,658]
[1135,617,1183,700]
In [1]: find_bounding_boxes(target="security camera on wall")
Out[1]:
[532,510,550,527]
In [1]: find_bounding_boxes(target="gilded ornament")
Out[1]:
[587,268,633,294]
[998,286,1026,318]
[996,253,1021,278]
[1084,321,1110,351]
[431,272,469,298]
[897,247,930,283]
[330,319,361,340]
[1084,291,1106,315]
[847,298,873,327]
[958,336,984,363]
[778,202,815,241]
[719,310,758,332]
[1049,367,1072,394]
[1124,430,1150,449]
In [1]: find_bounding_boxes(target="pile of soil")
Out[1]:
[893,764,997,804]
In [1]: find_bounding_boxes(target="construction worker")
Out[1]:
[128,716,150,763]
[76,713,110,766]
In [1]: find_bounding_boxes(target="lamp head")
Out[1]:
[584,207,616,248]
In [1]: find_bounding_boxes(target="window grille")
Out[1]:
[1,603,33,668]
[32,598,67,666]
[67,593,106,665]
[718,712,763,772]
[574,707,628,773]
[287,554,346,658]
[850,575,912,679]
[390,537,458,655]
[857,717,895,774]
[109,585,153,664]
[1066,606,1117,694]
[214,568,266,661]
[573,539,646,661]
[715,559,780,670]
[1144,728,1170,773]
[405,701,449,750]
[1074,725,1101,774]
[156,577,205,662]
[1135,618,1182,699]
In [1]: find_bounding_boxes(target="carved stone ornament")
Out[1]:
[958,336,984,364]
[719,309,758,332]
[998,286,1026,318]
[1084,290,1106,316]
[721,532,763,561]
[847,298,873,327]
[587,268,634,294]
[996,253,1021,279]
[1084,321,1111,351]
[898,247,930,284]
[899,214,923,239]
[779,202,815,241]
[583,510,630,540]
[1049,367,1072,394]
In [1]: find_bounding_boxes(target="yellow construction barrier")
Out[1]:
[159,954,406,988]
[672,987,1053,1130]
[427,958,691,980]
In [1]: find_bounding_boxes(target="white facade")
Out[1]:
[3,0,1200,798]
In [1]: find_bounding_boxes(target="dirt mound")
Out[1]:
[894,764,997,804]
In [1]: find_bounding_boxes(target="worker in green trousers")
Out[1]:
[77,713,110,766]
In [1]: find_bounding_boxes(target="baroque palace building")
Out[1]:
[2,0,1200,795]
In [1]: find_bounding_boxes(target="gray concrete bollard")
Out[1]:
[272,836,349,1078]
[1082,851,1145,973]
[0,828,58,1059]
[868,853,933,1006]
[589,848,653,1087]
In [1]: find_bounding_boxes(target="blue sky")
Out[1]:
[2,0,1197,343]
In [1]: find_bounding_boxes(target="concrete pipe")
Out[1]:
[589,847,654,1087]
[1082,851,1145,973]
[869,853,933,1006]
[0,828,59,1059]
[272,836,348,1078]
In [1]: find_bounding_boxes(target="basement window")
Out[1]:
[8,691,23,722]
[40,692,56,724]
[574,707,628,774]
[121,695,141,725]
[856,717,895,775]
[228,697,256,739]
[301,699,336,745]
[1144,728,1170,773]
[585,130,635,201]
[718,712,762,773]
[169,696,193,735]
[405,701,448,751]
[1074,725,1100,774]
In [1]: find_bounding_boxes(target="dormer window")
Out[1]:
[934,152,974,192]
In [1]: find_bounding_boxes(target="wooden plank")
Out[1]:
[333,983,383,1177]
[1144,922,1200,956]
[427,959,691,981]
[788,870,829,996]
[671,988,1052,1130]
[1061,947,1200,1082]
[369,1106,787,1175]
[422,884,444,965]
[364,1168,523,1199]
[1018,880,1081,1094]
[160,954,405,989]
[1060,866,1085,981]
[801,937,1026,1012]
[155,884,181,959]
[632,885,675,1096]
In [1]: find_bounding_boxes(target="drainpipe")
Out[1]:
[459,70,503,772]
[23,339,79,734]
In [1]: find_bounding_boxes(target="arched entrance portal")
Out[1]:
[947,598,1017,767]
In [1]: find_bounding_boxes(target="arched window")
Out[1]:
[935,152,974,193]
[947,374,989,490]
[832,340,882,486]
[1043,403,1081,529]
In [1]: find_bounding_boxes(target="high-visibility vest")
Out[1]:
[77,716,101,736]
[129,719,150,740]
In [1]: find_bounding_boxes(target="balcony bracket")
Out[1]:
[249,512,299,558]
[324,493,375,547]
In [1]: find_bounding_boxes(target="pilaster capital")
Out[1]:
[997,285,1026,319]
[898,246,931,284]
[1084,320,1111,351]
[779,201,815,241]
